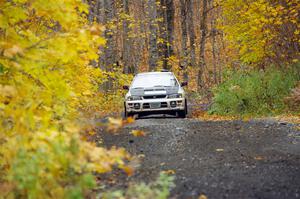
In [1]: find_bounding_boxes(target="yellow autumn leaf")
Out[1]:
[121,165,134,176]
[3,45,23,58]
[198,194,208,199]
[125,116,135,124]
[107,117,124,132]
[162,170,175,175]
[254,156,264,160]
[88,131,96,136]
[0,85,17,97]
[130,130,146,137]
[82,90,92,96]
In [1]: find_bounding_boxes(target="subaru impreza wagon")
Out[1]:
[123,71,187,118]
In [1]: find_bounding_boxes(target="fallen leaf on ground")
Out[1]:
[125,117,135,124]
[162,170,175,175]
[121,165,134,176]
[138,154,145,158]
[107,117,123,132]
[254,156,264,160]
[130,130,146,137]
[216,148,224,152]
[198,194,208,199]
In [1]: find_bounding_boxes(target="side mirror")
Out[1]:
[122,85,129,90]
[181,82,188,87]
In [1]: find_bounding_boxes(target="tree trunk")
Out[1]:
[88,0,94,22]
[158,0,174,70]
[96,0,106,71]
[180,0,188,82]
[122,0,132,74]
[148,0,158,71]
[187,0,196,68]
[211,0,218,84]
[104,0,116,90]
[165,0,174,67]
[198,0,208,89]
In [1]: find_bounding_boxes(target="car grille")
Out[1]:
[143,103,150,109]
[144,88,165,91]
[160,102,168,108]
[142,102,168,109]
[143,95,167,99]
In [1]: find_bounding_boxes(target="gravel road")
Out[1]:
[101,117,300,199]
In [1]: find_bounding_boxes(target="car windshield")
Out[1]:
[131,73,178,88]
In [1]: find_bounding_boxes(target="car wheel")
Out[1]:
[124,103,132,118]
[178,99,187,118]
[185,99,188,115]
[178,110,186,118]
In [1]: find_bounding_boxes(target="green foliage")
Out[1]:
[102,173,175,199]
[209,66,300,116]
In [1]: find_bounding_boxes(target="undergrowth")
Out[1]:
[209,65,300,116]
[102,173,175,199]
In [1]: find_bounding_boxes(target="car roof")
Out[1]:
[136,72,173,76]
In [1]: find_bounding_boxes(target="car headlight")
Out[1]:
[127,96,143,101]
[168,93,182,98]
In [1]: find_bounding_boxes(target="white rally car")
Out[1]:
[123,71,188,118]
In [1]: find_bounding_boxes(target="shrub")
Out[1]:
[284,83,300,112]
[209,66,300,116]
[0,1,130,198]
[102,173,175,199]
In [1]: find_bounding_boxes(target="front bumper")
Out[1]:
[125,98,185,113]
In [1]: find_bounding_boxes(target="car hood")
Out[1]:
[130,86,179,96]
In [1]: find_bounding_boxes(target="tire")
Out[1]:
[184,99,188,115]
[178,110,186,118]
[124,103,132,118]
[178,99,187,118]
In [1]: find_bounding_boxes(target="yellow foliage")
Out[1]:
[0,1,129,198]
[219,0,300,65]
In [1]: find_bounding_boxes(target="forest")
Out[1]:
[0,0,299,198]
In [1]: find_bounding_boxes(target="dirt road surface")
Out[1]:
[101,117,300,199]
